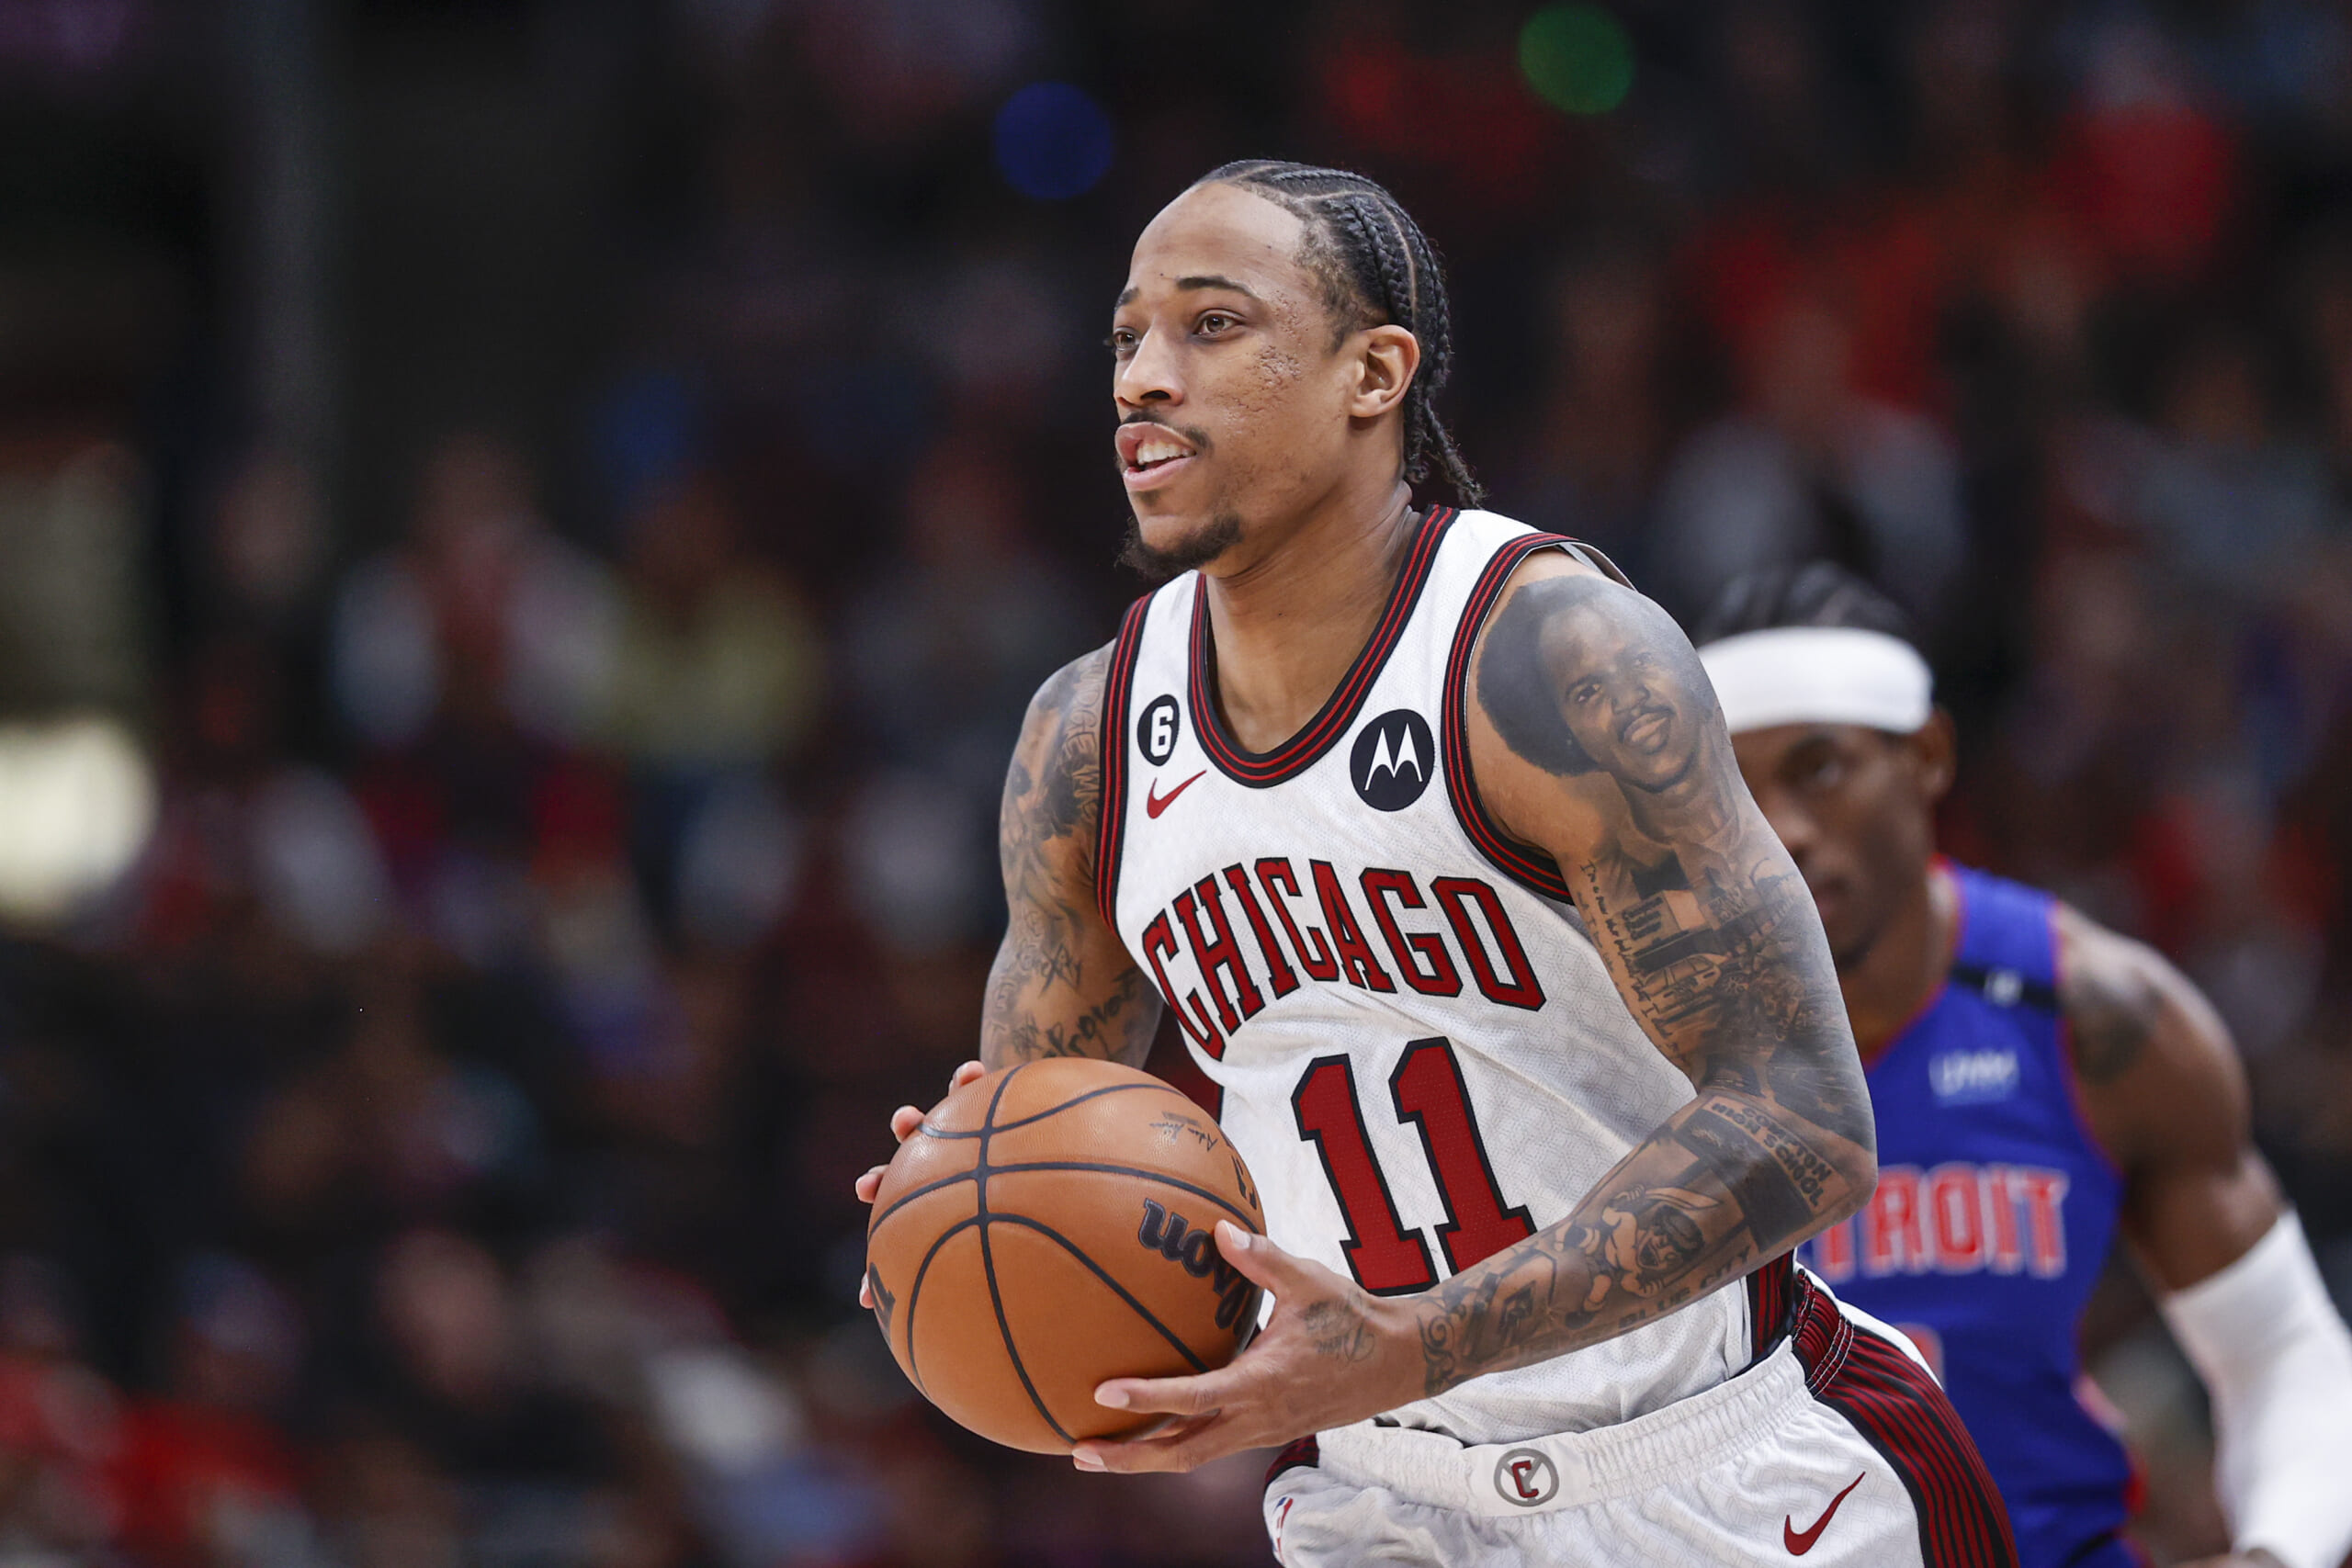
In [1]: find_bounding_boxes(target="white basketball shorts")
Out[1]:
[1261,1272,2018,1567]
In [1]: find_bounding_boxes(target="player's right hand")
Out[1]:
[855,1059,986,1309]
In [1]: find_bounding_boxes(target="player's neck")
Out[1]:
[1841,862,1959,1059]
[1199,479,1418,755]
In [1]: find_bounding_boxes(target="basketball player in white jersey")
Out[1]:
[858,162,2018,1567]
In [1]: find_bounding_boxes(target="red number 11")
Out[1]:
[1290,1037,1535,1295]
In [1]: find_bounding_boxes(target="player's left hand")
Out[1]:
[1073,1222,1424,1474]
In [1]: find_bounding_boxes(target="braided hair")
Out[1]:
[1691,560,1917,648]
[1201,160,1484,506]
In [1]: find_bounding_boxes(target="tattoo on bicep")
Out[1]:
[2066,960,2161,1086]
[982,648,1160,1066]
[1409,575,1881,1396]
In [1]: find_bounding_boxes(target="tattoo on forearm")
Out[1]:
[995,965,1152,1061]
[983,648,1161,1067]
[1420,570,1880,1397]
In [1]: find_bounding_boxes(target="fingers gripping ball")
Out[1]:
[865,1059,1266,1453]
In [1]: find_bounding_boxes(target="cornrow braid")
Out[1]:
[1201,160,1485,507]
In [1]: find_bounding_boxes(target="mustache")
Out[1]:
[1617,701,1672,742]
[1117,412,1214,451]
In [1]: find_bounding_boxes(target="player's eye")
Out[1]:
[1196,311,1236,336]
[1567,679,1601,706]
[1106,328,1139,357]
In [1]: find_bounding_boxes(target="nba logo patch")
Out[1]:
[1929,1048,2019,1105]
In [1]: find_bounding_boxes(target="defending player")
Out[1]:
[1694,563,2352,1568]
[860,163,2017,1565]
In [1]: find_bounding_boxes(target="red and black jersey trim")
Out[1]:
[1792,1275,2019,1568]
[1188,506,1455,788]
[1093,593,1154,933]
[1440,530,1578,902]
[1745,1251,1796,1362]
[1264,1434,1319,1487]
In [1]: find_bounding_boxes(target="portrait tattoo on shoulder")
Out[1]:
[1408,572,1874,1398]
[983,647,1159,1067]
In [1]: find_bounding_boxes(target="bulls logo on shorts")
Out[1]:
[1351,709,1435,811]
[1493,1448,1559,1507]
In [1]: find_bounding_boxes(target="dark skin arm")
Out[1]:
[1412,555,1875,1390]
[854,647,1164,1237]
[2056,906,2282,1289]
[1074,557,1874,1471]
[2055,908,2287,1568]
[978,645,1161,1070]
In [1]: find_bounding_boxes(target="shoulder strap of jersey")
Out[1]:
[1439,527,1631,902]
[1093,593,1154,932]
[1946,863,2062,1014]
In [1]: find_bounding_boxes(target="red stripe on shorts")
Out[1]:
[1792,1276,2018,1568]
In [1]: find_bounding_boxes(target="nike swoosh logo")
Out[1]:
[1146,770,1206,819]
[1784,1473,1865,1555]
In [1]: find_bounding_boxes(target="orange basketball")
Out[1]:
[864,1058,1266,1453]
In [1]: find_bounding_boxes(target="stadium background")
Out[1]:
[0,0,2348,1562]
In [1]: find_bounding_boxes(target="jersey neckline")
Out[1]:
[1186,505,1455,788]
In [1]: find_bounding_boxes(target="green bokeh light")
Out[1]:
[1518,4,1635,116]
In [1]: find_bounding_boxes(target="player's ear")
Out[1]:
[1908,708,1957,805]
[1346,323,1419,421]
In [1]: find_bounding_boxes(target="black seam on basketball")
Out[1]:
[989,1213,1214,1376]
[871,1158,1261,1236]
[972,1066,1071,1446]
[915,1081,1174,1140]
[900,1213,981,1402]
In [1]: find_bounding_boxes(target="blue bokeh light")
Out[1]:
[992,83,1114,201]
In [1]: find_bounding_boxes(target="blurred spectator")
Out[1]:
[331,433,618,753]
[107,1257,315,1568]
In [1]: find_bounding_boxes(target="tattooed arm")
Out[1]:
[979,646,1162,1070]
[1408,554,1876,1393]
[857,648,1163,1263]
[1070,558,1874,1472]
[2054,908,2279,1291]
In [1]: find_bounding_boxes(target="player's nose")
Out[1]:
[1115,325,1184,409]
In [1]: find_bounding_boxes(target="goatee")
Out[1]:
[1118,512,1244,584]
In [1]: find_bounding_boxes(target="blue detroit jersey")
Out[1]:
[1800,864,2136,1568]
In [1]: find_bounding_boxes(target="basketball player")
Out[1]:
[859,163,2017,1566]
[1691,563,2352,1568]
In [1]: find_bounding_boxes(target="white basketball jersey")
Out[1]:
[1097,507,1788,1444]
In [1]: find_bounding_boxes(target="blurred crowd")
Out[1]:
[1,0,2350,1563]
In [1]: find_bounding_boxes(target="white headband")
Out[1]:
[1698,626,1934,736]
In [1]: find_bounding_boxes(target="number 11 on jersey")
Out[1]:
[1291,1037,1536,1294]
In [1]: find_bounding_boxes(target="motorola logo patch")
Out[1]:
[1351,709,1435,811]
[1138,695,1181,766]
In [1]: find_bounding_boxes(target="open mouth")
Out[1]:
[1117,423,1201,489]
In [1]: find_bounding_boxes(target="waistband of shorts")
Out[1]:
[1314,1325,1816,1517]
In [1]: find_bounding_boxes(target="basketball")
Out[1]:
[864,1058,1266,1454]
